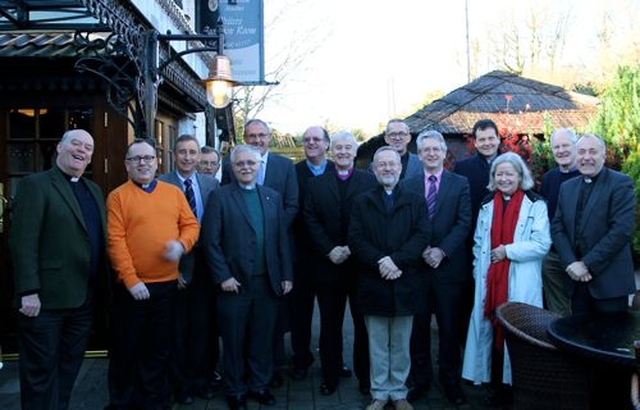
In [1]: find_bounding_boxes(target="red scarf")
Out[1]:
[483,188,524,351]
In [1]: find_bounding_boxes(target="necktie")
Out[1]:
[426,175,437,218]
[257,160,265,185]
[184,178,197,217]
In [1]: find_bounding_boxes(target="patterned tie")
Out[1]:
[426,175,437,218]
[257,160,266,185]
[184,178,197,217]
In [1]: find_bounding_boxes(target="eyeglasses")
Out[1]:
[302,137,325,145]
[200,161,219,167]
[233,160,258,168]
[245,133,269,140]
[386,131,409,139]
[126,155,156,163]
[420,147,443,153]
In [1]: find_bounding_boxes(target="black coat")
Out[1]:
[348,185,431,316]
[452,154,491,223]
[304,169,377,283]
[293,160,335,259]
[551,167,636,299]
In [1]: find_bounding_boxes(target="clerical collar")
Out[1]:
[336,167,354,180]
[559,164,578,174]
[59,168,81,183]
[239,183,256,190]
[133,179,157,193]
[582,172,600,184]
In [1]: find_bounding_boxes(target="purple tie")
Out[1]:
[426,175,437,218]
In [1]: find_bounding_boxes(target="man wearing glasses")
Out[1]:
[223,118,298,388]
[106,138,200,410]
[383,119,422,180]
[198,145,222,178]
[202,144,293,410]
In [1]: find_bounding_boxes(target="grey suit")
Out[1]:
[159,171,219,395]
[551,167,636,312]
[201,182,293,396]
[159,171,219,283]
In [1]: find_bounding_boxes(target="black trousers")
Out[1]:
[171,250,219,394]
[217,276,280,397]
[571,282,629,315]
[316,271,369,386]
[18,298,93,410]
[108,281,177,410]
[289,259,316,369]
[410,275,464,391]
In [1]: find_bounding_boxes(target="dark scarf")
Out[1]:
[484,188,524,351]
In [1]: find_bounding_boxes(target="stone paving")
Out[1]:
[0,305,495,410]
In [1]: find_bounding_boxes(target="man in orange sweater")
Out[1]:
[106,138,200,410]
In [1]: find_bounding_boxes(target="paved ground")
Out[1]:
[0,305,495,410]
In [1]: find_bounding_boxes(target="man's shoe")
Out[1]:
[393,399,414,410]
[174,390,195,404]
[226,394,247,410]
[359,379,371,395]
[268,371,284,388]
[196,386,216,400]
[209,370,223,387]
[289,366,308,381]
[406,385,429,402]
[319,381,338,396]
[365,399,388,410]
[339,365,353,378]
[247,389,276,406]
[444,386,467,405]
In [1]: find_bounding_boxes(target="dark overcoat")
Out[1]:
[348,185,430,316]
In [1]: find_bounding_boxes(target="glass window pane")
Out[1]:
[68,107,93,131]
[8,143,36,173]
[38,140,59,171]
[9,109,36,140]
[39,108,66,140]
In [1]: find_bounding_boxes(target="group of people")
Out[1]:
[7,116,636,410]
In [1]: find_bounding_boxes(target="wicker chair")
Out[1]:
[496,302,590,410]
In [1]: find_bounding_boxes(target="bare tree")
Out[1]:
[487,3,571,76]
[232,0,331,137]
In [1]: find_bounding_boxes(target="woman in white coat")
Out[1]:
[461,152,551,406]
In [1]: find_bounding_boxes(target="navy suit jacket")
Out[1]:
[201,182,293,296]
[551,167,636,299]
[453,154,491,223]
[401,170,472,283]
[159,171,219,284]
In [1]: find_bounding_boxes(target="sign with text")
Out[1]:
[198,0,265,85]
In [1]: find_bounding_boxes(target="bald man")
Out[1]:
[10,129,108,410]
